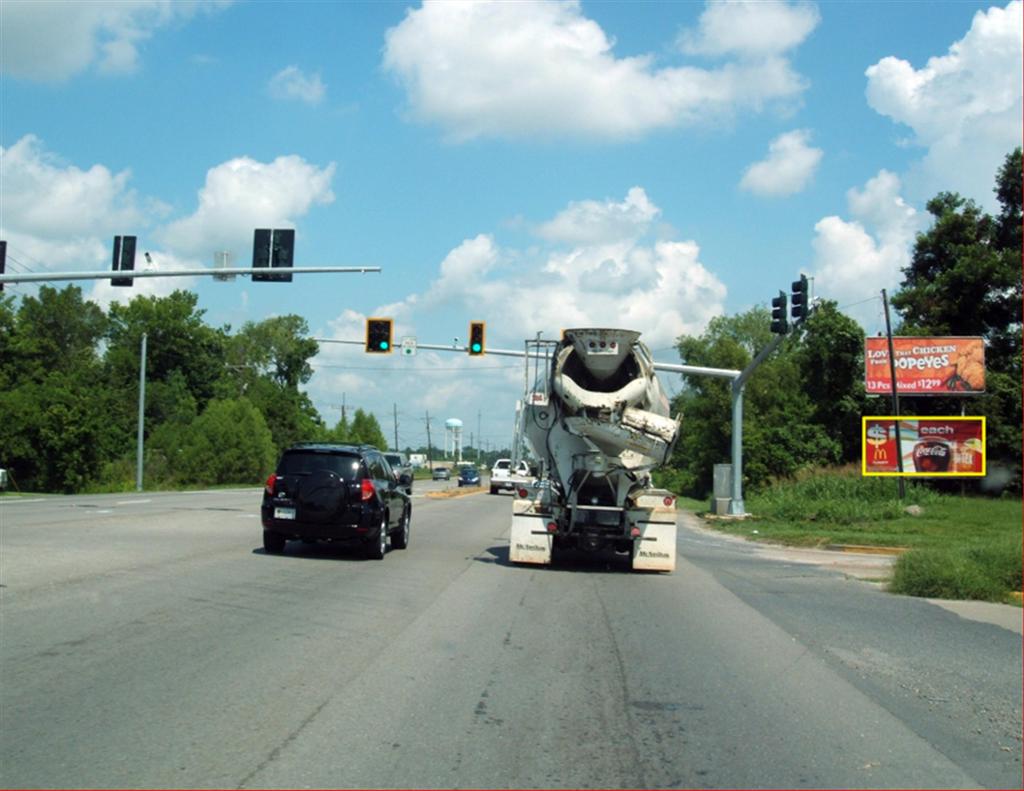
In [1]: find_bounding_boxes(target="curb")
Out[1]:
[425,487,486,500]
[823,544,909,556]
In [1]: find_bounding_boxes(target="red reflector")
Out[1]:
[517,488,529,499]
[546,522,558,533]
[630,526,641,538]
[264,473,277,495]
[361,479,375,501]
[663,496,675,506]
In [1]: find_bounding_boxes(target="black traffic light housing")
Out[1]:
[366,318,393,353]
[253,228,294,282]
[770,291,788,335]
[468,321,485,356]
[790,274,809,322]
[112,235,136,287]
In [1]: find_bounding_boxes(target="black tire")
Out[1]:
[490,486,498,495]
[263,530,286,554]
[392,507,411,550]
[366,513,387,560]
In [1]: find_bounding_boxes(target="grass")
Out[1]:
[680,467,1022,603]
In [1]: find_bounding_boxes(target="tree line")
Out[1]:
[659,148,1021,497]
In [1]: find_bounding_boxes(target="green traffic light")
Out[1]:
[380,341,389,350]
[471,343,481,353]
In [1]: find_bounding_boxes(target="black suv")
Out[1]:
[261,444,412,559]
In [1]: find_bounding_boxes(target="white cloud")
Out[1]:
[810,170,924,328]
[157,155,336,259]
[865,0,1022,208]
[382,0,814,141]
[268,66,326,105]
[536,187,660,244]
[0,0,232,81]
[678,0,820,58]
[739,129,822,196]
[0,136,335,305]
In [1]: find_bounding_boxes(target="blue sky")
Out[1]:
[2,0,1021,452]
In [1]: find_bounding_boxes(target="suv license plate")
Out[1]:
[274,507,296,520]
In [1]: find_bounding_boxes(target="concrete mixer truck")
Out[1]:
[509,328,681,572]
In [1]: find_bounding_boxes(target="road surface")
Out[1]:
[1,487,1020,788]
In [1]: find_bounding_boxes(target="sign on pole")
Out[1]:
[864,337,985,395]
[401,337,417,357]
[863,417,985,476]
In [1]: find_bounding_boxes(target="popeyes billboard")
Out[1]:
[864,337,985,395]
[863,417,985,477]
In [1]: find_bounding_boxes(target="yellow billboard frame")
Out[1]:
[862,416,986,477]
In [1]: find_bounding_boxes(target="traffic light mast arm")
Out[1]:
[0,266,381,284]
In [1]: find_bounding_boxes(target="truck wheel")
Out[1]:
[392,507,411,550]
[366,513,387,560]
[263,530,286,554]
[490,486,498,495]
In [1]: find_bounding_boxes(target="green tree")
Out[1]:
[348,408,388,449]
[665,307,838,497]
[891,148,1022,478]
[176,398,277,485]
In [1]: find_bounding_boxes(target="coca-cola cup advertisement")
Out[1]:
[862,417,985,477]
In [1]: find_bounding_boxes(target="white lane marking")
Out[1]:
[0,498,48,504]
[96,509,113,514]
[235,514,258,519]
[116,499,153,506]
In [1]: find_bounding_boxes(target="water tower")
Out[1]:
[445,418,463,463]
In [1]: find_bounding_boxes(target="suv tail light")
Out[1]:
[264,473,277,495]
[361,478,376,502]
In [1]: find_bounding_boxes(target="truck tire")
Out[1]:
[490,485,498,495]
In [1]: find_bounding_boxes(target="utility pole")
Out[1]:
[136,333,147,492]
[477,410,482,462]
[881,289,906,499]
[393,403,399,451]
[425,411,433,470]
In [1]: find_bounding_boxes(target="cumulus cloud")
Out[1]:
[268,65,326,104]
[536,187,660,244]
[157,155,336,258]
[810,170,924,328]
[382,0,815,141]
[740,129,822,196]
[865,0,1022,207]
[678,0,821,58]
[0,136,336,305]
[0,0,232,81]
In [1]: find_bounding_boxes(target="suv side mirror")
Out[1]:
[399,472,413,487]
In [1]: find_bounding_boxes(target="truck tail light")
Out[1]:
[663,496,675,507]
[264,473,277,495]
[546,522,558,533]
[361,479,376,502]
[517,488,529,499]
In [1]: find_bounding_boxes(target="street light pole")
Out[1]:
[136,333,147,492]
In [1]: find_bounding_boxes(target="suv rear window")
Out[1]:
[494,460,510,470]
[277,451,362,481]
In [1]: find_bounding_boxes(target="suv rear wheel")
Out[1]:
[263,530,286,554]
[392,506,411,550]
[366,513,388,560]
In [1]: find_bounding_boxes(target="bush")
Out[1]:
[889,539,1021,602]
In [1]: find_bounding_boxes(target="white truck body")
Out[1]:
[508,328,679,572]
[488,458,531,495]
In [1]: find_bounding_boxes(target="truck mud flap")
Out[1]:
[632,520,676,572]
[509,507,552,566]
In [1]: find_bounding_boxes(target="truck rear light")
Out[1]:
[517,488,529,499]
[630,526,641,538]
[546,522,558,533]
[361,479,376,501]
[663,496,675,506]
[264,473,277,495]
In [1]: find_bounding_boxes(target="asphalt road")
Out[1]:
[1,487,1020,789]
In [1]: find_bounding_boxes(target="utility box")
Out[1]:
[711,463,732,515]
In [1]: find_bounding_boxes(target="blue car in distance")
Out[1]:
[457,466,481,487]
